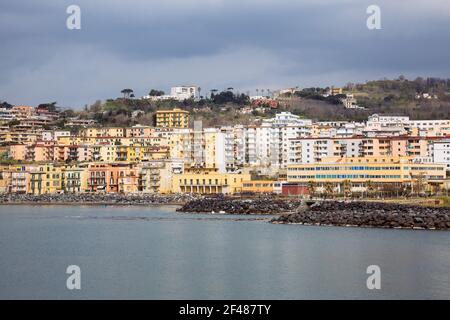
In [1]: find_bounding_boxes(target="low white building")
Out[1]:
[170,86,200,100]
[142,85,201,101]
[432,139,450,171]
[367,114,410,127]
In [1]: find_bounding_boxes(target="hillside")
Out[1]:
[3,76,450,129]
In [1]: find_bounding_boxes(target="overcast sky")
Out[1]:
[1,0,449,108]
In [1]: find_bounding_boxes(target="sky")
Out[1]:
[0,0,450,109]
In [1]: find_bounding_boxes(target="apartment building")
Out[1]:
[7,165,29,194]
[63,164,89,193]
[243,113,312,169]
[432,139,450,171]
[29,164,64,195]
[79,127,126,138]
[155,108,190,128]
[138,160,183,194]
[288,137,364,165]
[168,127,226,171]
[287,156,446,193]
[170,86,200,101]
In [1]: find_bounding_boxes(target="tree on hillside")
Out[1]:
[148,89,165,96]
[0,101,13,109]
[210,89,218,99]
[210,90,250,105]
[37,102,58,112]
[121,89,134,99]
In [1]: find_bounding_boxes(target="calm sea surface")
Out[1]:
[0,205,450,299]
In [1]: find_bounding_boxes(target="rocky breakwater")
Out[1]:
[0,193,198,205]
[177,196,302,214]
[272,201,450,230]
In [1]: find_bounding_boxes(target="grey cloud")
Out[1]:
[0,0,449,107]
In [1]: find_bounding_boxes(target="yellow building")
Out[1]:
[79,127,126,138]
[172,167,250,194]
[242,180,277,193]
[287,156,446,193]
[156,108,190,128]
[8,144,27,161]
[0,165,9,193]
[0,165,28,193]
[329,87,343,95]
[63,164,89,193]
[29,164,64,195]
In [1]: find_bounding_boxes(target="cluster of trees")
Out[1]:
[120,89,135,99]
[37,102,59,112]
[347,76,450,95]
[295,88,346,105]
[307,177,439,199]
[148,89,165,96]
[0,101,13,109]
[209,90,250,105]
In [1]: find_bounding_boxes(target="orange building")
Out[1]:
[87,163,138,193]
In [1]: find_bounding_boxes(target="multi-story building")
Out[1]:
[7,165,29,194]
[432,139,450,171]
[155,108,190,128]
[63,164,89,193]
[287,156,446,193]
[126,125,155,138]
[9,144,27,161]
[172,167,250,194]
[79,127,126,138]
[170,86,200,101]
[118,165,139,193]
[243,112,312,169]
[87,163,120,193]
[29,164,64,195]
[242,180,277,193]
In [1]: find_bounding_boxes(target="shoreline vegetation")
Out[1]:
[2,193,450,230]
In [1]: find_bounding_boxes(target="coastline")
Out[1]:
[0,193,196,207]
[0,201,185,206]
[271,200,450,231]
[3,194,450,231]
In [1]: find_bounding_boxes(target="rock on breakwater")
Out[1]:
[0,193,198,205]
[272,201,450,230]
[176,197,302,214]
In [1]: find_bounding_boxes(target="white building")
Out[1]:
[288,137,363,165]
[341,94,363,109]
[367,114,410,128]
[243,113,312,169]
[407,120,450,132]
[220,125,245,173]
[365,114,408,136]
[42,130,71,141]
[170,86,200,101]
[432,139,450,171]
[142,85,200,101]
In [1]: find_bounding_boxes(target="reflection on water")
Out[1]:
[0,205,449,299]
